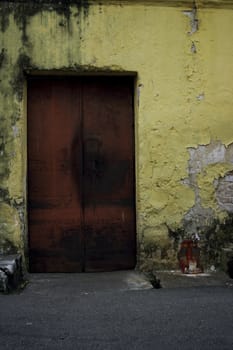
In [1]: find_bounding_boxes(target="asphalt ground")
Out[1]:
[0,271,233,350]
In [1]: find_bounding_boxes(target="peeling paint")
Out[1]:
[216,172,233,212]
[179,142,233,268]
[191,41,197,53]
[183,1,199,34]
[196,92,204,100]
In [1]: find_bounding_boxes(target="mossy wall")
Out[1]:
[0,0,233,270]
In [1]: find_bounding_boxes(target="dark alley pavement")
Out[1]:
[0,270,233,350]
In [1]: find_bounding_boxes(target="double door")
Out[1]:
[27,76,136,272]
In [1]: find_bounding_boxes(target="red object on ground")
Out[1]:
[178,239,203,274]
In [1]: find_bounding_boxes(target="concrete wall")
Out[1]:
[0,0,233,270]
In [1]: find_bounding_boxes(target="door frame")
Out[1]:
[25,72,139,271]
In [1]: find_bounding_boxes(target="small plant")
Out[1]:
[147,271,162,289]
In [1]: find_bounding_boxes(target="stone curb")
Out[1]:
[0,254,23,293]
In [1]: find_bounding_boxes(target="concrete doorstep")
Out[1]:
[0,254,23,293]
[1,254,232,294]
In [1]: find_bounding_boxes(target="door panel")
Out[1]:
[83,78,136,271]
[28,79,83,272]
[28,76,136,272]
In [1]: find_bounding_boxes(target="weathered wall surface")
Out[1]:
[0,0,233,270]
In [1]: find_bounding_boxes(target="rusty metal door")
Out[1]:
[28,76,136,272]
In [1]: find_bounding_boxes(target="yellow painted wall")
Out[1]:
[1,0,233,269]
